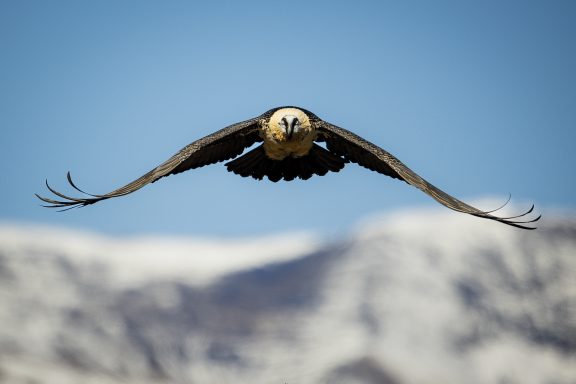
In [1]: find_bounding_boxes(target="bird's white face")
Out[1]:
[278,114,302,140]
[266,108,312,143]
[261,107,316,160]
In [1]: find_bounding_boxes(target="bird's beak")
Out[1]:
[286,125,294,140]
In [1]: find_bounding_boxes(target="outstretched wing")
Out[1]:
[316,121,540,229]
[37,117,261,209]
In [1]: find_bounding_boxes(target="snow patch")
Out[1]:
[0,223,320,286]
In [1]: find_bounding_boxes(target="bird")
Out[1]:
[36,106,540,229]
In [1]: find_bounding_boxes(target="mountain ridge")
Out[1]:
[0,210,574,383]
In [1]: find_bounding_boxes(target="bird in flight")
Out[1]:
[37,106,540,229]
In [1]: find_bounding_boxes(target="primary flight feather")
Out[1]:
[37,106,540,229]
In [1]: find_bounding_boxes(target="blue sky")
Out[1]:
[1,1,575,236]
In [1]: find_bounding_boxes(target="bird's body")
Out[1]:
[37,106,540,229]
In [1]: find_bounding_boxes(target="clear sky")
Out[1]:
[1,1,575,236]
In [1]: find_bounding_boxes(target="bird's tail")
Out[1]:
[225,144,347,182]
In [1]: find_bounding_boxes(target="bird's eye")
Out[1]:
[280,118,288,127]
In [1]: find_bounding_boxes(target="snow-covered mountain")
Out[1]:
[0,210,575,384]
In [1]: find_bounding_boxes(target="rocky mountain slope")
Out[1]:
[0,210,575,384]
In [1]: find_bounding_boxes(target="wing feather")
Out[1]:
[316,121,540,229]
[37,118,261,209]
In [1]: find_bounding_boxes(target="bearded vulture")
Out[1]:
[36,106,540,229]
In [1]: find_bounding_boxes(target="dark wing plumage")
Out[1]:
[225,143,347,182]
[316,120,540,230]
[36,118,261,209]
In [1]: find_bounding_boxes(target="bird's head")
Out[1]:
[267,107,312,142]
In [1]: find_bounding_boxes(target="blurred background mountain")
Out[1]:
[1,210,575,384]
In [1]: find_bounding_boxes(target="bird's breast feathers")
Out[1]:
[260,107,316,160]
